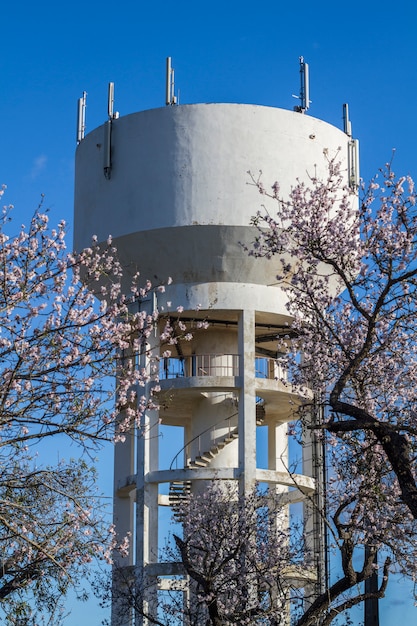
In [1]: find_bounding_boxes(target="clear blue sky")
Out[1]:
[1,0,417,624]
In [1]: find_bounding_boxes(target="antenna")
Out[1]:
[344,103,358,188]
[103,82,119,180]
[166,57,177,106]
[108,82,115,119]
[293,57,310,113]
[107,82,119,120]
[300,56,310,112]
[343,103,352,137]
[348,138,360,189]
[76,91,87,144]
[166,56,171,105]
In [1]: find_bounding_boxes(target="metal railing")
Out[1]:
[159,354,288,381]
[255,356,288,382]
[169,413,238,470]
[160,354,239,379]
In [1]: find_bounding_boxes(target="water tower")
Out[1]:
[74,59,358,625]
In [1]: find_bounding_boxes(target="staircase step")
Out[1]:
[169,478,192,521]
[170,428,241,514]
[191,457,208,467]
[199,453,213,462]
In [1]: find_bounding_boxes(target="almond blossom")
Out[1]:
[249,158,417,624]
[0,194,185,622]
[107,483,308,626]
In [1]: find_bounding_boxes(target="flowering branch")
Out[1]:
[248,158,417,622]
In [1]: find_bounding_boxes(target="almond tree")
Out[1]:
[248,160,417,623]
[0,187,172,622]
[170,483,304,626]
[107,473,405,626]
[0,454,117,625]
[105,482,308,626]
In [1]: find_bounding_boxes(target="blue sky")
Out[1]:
[1,0,417,623]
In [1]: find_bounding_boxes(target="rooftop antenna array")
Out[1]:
[76,91,87,144]
[166,57,178,105]
[293,56,310,113]
[104,82,119,180]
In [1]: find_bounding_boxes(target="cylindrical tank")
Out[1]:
[74,103,350,309]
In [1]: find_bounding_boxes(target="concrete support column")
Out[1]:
[237,309,256,494]
[268,421,291,626]
[113,427,135,561]
[268,420,290,525]
[111,425,135,626]
[268,421,288,474]
[136,406,159,625]
[135,296,160,626]
[112,338,137,626]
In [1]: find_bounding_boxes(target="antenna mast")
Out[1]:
[343,103,359,189]
[348,137,360,190]
[104,82,119,180]
[76,91,87,144]
[343,103,352,137]
[108,82,115,119]
[299,56,309,112]
[294,57,310,113]
[166,57,177,105]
